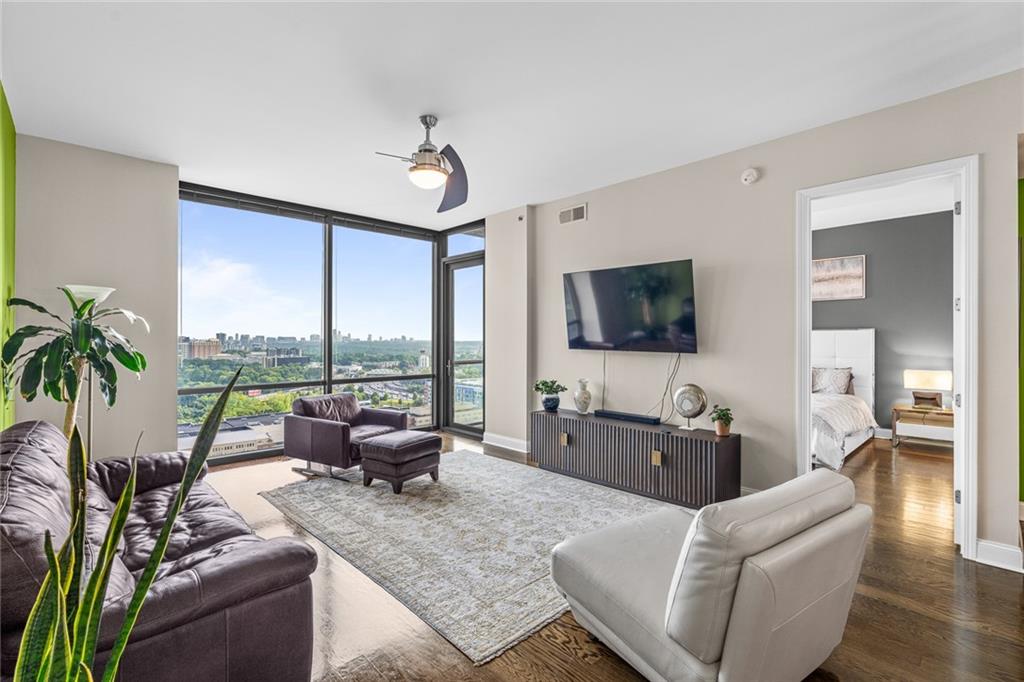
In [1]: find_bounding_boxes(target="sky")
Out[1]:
[179,200,483,341]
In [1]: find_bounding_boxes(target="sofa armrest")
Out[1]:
[284,414,350,467]
[89,451,204,500]
[96,536,317,650]
[359,407,409,430]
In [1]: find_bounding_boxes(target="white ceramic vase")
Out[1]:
[573,379,592,414]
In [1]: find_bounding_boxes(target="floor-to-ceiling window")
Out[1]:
[177,186,440,460]
[331,223,435,427]
[441,226,484,435]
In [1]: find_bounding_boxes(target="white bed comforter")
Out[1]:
[812,393,878,470]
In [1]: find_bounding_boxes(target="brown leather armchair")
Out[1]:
[1,421,317,682]
[284,393,409,473]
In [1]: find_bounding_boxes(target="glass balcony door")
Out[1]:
[443,255,484,434]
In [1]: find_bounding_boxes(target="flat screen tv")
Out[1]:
[563,259,697,353]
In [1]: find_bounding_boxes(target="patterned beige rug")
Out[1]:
[260,450,670,664]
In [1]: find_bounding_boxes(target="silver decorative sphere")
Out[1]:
[672,384,707,420]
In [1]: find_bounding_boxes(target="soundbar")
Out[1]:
[593,409,661,425]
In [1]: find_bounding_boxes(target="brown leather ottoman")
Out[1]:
[361,430,443,494]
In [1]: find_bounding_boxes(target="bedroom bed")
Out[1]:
[810,328,879,470]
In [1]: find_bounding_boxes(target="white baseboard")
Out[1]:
[740,486,760,496]
[874,428,892,440]
[975,539,1024,574]
[482,432,530,454]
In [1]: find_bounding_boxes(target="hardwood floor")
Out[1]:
[208,436,1024,681]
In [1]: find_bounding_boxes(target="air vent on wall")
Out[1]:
[558,203,587,225]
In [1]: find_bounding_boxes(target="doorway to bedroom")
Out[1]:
[796,157,979,560]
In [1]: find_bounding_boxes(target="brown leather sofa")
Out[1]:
[1,421,318,681]
[284,393,409,471]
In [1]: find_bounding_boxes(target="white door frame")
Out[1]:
[795,155,979,561]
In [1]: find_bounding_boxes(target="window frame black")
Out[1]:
[177,182,475,461]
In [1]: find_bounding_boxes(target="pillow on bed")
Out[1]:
[812,367,854,394]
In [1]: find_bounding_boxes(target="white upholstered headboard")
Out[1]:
[811,328,875,414]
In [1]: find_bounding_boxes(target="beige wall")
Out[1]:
[483,206,532,450]
[486,70,1022,547]
[15,135,179,458]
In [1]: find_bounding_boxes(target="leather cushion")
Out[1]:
[295,393,362,425]
[1,421,76,627]
[360,431,442,464]
[120,480,253,574]
[665,468,855,663]
[552,506,718,682]
[348,424,399,460]
[363,453,440,478]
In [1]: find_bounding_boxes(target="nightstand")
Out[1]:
[891,403,954,447]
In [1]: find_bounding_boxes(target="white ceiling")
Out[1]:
[811,175,955,230]
[3,2,1022,230]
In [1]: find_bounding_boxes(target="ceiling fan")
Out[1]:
[376,115,468,213]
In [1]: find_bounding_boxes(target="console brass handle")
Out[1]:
[651,449,663,467]
[559,432,570,447]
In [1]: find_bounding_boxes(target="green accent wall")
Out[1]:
[0,81,14,429]
[1019,177,1023,502]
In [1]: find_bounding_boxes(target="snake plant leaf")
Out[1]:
[92,308,149,334]
[2,326,55,365]
[70,320,92,355]
[12,531,60,682]
[77,663,93,682]
[107,343,140,374]
[7,298,67,325]
[72,454,137,674]
[19,343,50,401]
[100,368,241,682]
[65,428,88,622]
[44,534,72,682]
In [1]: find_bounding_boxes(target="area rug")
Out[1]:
[259,450,671,664]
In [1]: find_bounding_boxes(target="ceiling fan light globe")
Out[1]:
[408,164,448,189]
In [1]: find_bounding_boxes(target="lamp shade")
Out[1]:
[903,369,952,391]
[63,284,116,306]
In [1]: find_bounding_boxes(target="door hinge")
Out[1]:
[954,297,961,311]
[954,393,962,408]
[954,201,961,216]
[954,489,961,504]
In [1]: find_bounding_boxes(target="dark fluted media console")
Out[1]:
[530,410,741,509]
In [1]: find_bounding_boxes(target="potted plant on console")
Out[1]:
[710,404,734,436]
[534,379,568,412]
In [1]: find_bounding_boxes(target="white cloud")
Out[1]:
[180,254,321,339]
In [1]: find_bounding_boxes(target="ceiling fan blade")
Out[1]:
[375,151,413,162]
[437,144,468,213]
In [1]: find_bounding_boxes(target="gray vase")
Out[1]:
[573,379,592,414]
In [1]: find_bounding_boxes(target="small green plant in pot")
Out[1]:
[533,379,568,412]
[710,404,733,436]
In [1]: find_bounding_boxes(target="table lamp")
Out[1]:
[903,369,953,408]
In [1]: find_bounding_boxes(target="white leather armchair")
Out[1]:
[551,469,871,682]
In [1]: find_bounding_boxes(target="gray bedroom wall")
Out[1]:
[812,210,953,428]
